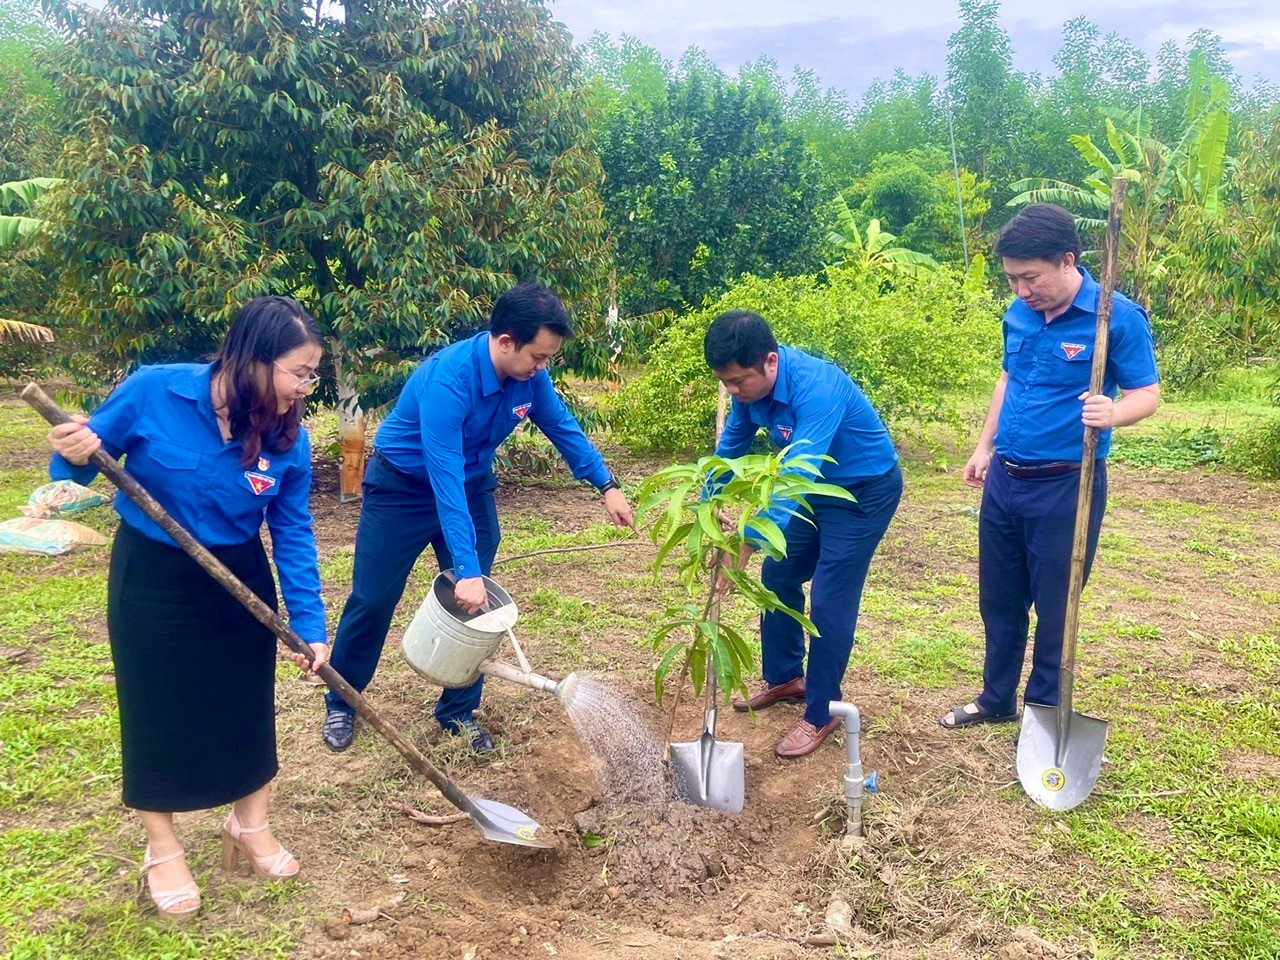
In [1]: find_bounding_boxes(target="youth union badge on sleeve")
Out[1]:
[777,425,793,441]
[244,471,276,495]
[512,403,532,419]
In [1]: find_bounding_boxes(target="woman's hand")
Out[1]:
[290,642,328,675]
[48,415,101,466]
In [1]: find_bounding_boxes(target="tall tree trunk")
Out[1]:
[333,348,367,503]
[607,267,621,391]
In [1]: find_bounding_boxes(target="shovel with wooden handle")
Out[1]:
[21,384,551,848]
[1016,177,1128,811]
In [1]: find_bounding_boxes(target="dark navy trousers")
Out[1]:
[760,465,903,727]
[976,457,1106,714]
[325,456,501,728]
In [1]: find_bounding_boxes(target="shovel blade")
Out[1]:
[465,795,554,848]
[670,736,745,814]
[1017,703,1109,811]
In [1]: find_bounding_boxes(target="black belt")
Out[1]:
[997,456,1082,479]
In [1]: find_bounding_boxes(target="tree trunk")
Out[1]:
[334,350,367,503]
[607,267,621,391]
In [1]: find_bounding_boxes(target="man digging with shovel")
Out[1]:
[940,203,1159,734]
[704,311,903,759]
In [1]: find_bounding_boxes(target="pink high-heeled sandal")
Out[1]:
[141,846,201,919]
[220,812,300,879]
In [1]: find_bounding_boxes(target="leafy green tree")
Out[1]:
[846,70,944,176]
[1156,109,1280,383]
[637,445,852,703]
[838,147,990,264]
[585,37,824,317]
[41,0,612,491]
[945,0,1035,216]
[0,0,63,183]
[1009,54,1231,305]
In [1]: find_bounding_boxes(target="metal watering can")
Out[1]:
[402,572,580,706]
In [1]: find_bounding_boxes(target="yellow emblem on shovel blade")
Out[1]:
[1041,768,1067,792]
[516,825,539,842]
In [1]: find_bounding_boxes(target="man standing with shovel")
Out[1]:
[940,203,1159,732]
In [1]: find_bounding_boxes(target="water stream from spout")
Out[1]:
[561,672,667,803]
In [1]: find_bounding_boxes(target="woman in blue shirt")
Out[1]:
[47,296,328,920]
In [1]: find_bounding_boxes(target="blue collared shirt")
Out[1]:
[375,332,612,579]
[996,267,1159,463]
[714,345,898,543]
[49,364,327,644]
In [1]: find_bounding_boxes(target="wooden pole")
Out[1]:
[1055,177,1127,761]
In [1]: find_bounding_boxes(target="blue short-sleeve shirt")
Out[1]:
[996,267,1159,463]
[712,345,898,545]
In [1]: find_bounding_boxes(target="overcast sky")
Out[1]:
[547,0,1280,100]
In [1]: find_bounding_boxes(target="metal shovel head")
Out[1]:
[1017,703,1109,811]
[464,795,554,848]
[670,733,745,814]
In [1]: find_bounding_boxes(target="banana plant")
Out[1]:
[0,318,54,343]
[826,195,940,277]
[1007,53,1230,305]
[635,444,854,703]
[0,177,61,246]
[0,178,62,343]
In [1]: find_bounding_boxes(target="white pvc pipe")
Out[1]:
[828,700,864,837]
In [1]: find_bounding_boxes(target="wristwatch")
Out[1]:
[599,474,621,494]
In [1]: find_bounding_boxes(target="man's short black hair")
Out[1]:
[994,204,1082,265]
[704,310,779,370]
[489,281,574,346]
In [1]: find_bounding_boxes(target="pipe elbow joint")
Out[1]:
[828,700,860,734]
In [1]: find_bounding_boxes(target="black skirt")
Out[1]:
[107,521,280,812]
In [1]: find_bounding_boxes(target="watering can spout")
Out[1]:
[478,659,579,707]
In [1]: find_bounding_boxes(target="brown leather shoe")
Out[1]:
[731,676,806,712]
[775,718,841,759]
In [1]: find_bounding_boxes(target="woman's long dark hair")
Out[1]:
[211,296,323,467]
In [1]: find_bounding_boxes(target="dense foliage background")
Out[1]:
[1,0,1277,467]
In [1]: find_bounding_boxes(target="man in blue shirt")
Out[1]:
[322,283,634,753]
[708,311,903,758]
[940,204,1160,730]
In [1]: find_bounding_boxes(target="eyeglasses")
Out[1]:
[273,361,321,393]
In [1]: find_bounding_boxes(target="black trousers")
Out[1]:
[107,522,279,812]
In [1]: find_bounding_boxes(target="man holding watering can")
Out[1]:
[322,282,634,754]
